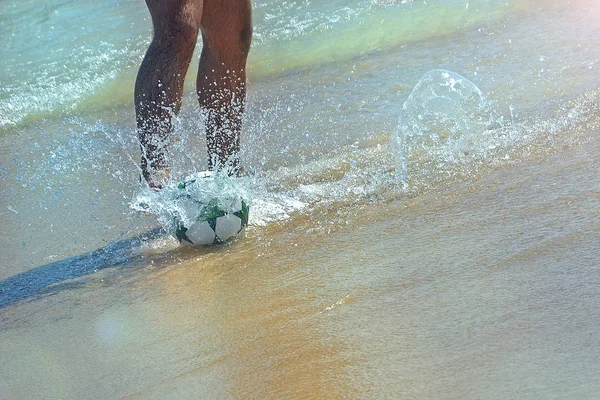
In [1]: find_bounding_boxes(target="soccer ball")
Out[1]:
[173,172,249,246]
[175,197,249,245]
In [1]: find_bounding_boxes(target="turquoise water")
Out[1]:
[1,0,599,290]
[1,0,538,276]
[1,0,599,292]
[1,0,516,127]
[1,0,600,397]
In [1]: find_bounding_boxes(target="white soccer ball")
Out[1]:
[173,172,249,246]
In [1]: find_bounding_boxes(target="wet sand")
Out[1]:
[1,131,598,399]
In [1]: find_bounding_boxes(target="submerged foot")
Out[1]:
[143,168,170,190]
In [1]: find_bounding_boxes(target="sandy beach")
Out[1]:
[2,0,600,398]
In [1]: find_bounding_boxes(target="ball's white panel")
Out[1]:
[215,215,242,241]
[186,220,216,245]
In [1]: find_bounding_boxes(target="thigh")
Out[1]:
[145,0,204,34]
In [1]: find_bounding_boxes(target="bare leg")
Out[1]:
[198,0,252,175]
[135,0,202,188]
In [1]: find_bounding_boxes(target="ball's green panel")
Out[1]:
[233,200,250,227]
[176,225,193,244]
[201,200,227,219]
[207,217,218,233]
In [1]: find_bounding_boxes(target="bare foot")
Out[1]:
[145,169,170,190]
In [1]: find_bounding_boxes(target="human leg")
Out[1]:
[135,0,203,188]
[197,0,252,174]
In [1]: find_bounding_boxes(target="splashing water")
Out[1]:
[390,69,504,185]
[2,0,600,278]
[130,171,250,237]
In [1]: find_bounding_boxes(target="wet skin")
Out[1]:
[135,0,252,188]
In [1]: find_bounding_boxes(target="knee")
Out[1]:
[173,7,202,44]
[153,7,200,49]
[202,11,252,59]
[206,21,252,61]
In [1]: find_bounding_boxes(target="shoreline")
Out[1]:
[1,127,599,398]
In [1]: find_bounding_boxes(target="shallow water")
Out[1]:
[1,0,600,398]
[1,135,599,398]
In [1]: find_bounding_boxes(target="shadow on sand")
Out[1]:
[0,228,166,309]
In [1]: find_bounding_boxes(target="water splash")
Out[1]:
[390,69,504,185]
[131,171,250,236]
